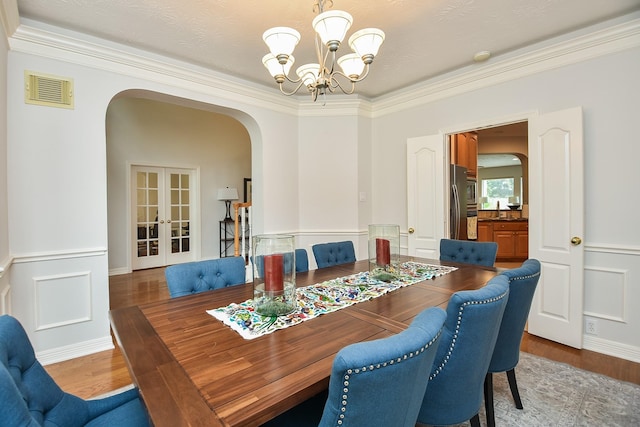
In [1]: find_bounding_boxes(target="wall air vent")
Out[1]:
[24,71,74,109]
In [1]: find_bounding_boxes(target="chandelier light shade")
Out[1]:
[262,27,301,58]
[312,10,353,49]
[262,0,385,101]
[349,28,385,60]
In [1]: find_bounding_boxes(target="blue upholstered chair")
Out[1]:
[312,241,356,268]
[439,238,498,267]
[0,315,149,427]
[164,256,246,298]
[484,259,541,427]
[294,248,309,273]
[261,307,447,427]
[416,276,510,427]
[252,248,310,277]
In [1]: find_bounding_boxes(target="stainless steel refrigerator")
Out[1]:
[450,164,467,239]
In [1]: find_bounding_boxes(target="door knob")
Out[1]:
[408,228,415,234]
[571,236,582,245]
[159,220,164,224]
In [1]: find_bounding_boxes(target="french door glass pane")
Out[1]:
[169,173,190,254]
[136,171,159,258]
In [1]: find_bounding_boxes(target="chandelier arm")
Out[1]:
[278,80,311,96]
[328,74,356,95]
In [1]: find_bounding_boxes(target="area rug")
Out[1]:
[451,352,640,426]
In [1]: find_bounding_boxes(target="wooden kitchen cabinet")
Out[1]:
[493,221,528,260]
[477,219,528,261]
[477,221,493,242]
[451,132,478,178]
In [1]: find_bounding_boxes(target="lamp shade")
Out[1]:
[263,53,295,77]
[263,27,301,57]
[296,63,320,87]
[337,53,365,78]
[349,28,385,58]
[217,187,239,201]
[312,10,353,47]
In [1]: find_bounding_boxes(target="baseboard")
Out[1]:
[37,336,115,366]
[109,266,130,276]
[583,334,640,364]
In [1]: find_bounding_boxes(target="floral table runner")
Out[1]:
[207,262,456,340]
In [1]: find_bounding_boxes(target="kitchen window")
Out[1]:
[481,177,515,209]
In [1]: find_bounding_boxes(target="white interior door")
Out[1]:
[527,107,584,348]
[407,134,446,259]
[132,166,196,270]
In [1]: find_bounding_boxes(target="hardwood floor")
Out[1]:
[45,265,640,399]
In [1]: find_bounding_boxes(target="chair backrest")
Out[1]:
[439,238,498,267]
[294,248,309,273]
[417,276,510,426]
[252,248,310,278]
[318,307,446,427]
[165,256,246,298]
[488,259,541,373]
[0,315,91,426]
[312,241,356,268]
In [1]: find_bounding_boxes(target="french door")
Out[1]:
[132,166,196,270]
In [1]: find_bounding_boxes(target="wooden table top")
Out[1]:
[109,257,496,427]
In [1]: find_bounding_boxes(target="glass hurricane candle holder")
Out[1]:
[368,224,400,282]
[253,234,297,316]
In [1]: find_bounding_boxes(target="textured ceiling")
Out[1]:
[14,0,640,98]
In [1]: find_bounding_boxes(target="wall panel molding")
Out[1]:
[12,247,107,264]
[34,271,92,331]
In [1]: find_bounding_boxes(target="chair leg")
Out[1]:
[484,373,495,427]
[506,368,523,409]
[470,413,481,427]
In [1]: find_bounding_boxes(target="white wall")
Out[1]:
[106,97,251,272]
[3,11,639,364]
[371,44,640,360]
[0,15,11,315]
[5,40,305,361]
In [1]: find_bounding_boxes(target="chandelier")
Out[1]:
[262,0,385,101]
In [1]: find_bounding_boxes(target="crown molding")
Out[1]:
[4,12,639,118]
[0,0,19,40]
[371,16,640,117]
[8,20,302,115]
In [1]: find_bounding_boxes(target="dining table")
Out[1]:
[109,256,497,427]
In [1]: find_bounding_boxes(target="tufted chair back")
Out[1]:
[261,307,446,427]
[165,256,246,298]
[294,248,309,273]
[439,238,498,267]
[484,259,541,427]
[253,248,309,277]
[0,315,149,427]
[417,276,509,427]
[312,241,356,268]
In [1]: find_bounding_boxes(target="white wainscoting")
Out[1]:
[34,271,92,331]
[10,249,114,364]
[583,243,640,363]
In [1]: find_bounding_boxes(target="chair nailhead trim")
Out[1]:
[429,290,509,381]
[334,327,443,427]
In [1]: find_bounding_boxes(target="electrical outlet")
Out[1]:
[585,318,598,335]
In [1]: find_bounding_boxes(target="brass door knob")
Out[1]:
[408,228,415,234]
[571,236,582,245]
[159,220,165,224]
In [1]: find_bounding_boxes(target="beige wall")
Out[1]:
[106,96,251,272]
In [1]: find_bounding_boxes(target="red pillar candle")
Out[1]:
[264,254,284,292]
[376,238,391,266]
